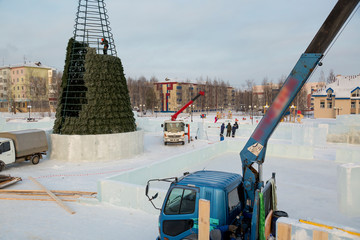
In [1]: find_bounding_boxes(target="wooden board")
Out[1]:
[29,177,76,215]
[265,210,273,239]
[277,222,291,240]
[313,230,328,240]
[0,177,22,189]
[198,199,210,240]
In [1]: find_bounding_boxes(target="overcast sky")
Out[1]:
[0,0,359,88]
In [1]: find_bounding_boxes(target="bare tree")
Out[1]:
[327,69,336,84]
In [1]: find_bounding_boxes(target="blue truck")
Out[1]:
[146,1,359,239]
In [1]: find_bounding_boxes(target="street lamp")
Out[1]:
[154,106,158,118]
[27,105,32,120]
[333,106,342,116]
[264,103,269,115]
[190,104,194,122]
[206,106,209,115]
[249,105,257,125]
[290,104,296,122]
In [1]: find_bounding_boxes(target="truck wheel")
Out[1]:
[182,141,185,145]
[164,142,167,145]
[0,161,5,172]
[31,155,40,165]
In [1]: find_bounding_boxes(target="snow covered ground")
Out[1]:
[0,112,359,239]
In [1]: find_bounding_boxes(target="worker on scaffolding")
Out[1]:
[101,37,109,55]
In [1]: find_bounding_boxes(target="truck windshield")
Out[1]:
[164,187,196,215]
[165,122,185,132]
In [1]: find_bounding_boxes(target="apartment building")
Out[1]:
[154,79,234,113]
[0,68,10,111]
[313,74,360,118]
[0,62,55,113]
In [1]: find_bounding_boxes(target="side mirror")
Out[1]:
[186,124,189,127]
[161,124,164,127]
[145,184,149,196]
[185,133,188,136]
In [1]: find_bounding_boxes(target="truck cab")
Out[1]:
[162,120,187,145]
[0,139,15,168]
[157,171,243,240]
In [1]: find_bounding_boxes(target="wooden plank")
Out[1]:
[29,177,76,214]
[0,197,77,202]
[198,199,210,240]
[0,189,96,195]
[264,210,273,239]
[0,177,22,189]
[277,222,291,240]
[313,230,328,240]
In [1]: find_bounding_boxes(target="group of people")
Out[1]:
[220,122,239,138]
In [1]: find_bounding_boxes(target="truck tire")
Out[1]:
[31,155,40,165]
[182,141,185,145]
[164,142,167,146]
[0,161,5,172]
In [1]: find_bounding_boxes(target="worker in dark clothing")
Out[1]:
[232,122,239,138]
[210,225,238,240]
[101,38,109,55]
[226,123,232,137]
[220,123,225,135]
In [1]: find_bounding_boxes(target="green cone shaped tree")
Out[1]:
[53,38,136,135]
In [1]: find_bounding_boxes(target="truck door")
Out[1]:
[0,141,14,164]
[159,186,199,240]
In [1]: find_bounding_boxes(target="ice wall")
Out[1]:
[337,163,360,217]
[98,140,316,214]
[327,115,360,144]
[276,217,358,240]
[50,130,144,162]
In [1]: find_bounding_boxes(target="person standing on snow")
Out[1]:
[220,123,225,135]
[232,122,239,138]
[226,123,232,137]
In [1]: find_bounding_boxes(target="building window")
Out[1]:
[327,101,332,108]
[351,101,356,109]
[351,89,360,97]
[176,86,182,89]
[17,86,19,90]
[17,78,19,82]
[320,101,325,108]
[22,86,24,90]
[16,70,19,74]
[21,70,23,74]
[21,78,24,82]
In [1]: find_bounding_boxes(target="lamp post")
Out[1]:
[290,104,296,122]
[264,103,269,115]
[249,105,257,125]
[190,104,194,122]
[27,105,32,120]
[154,106,158,118]
[206,106,209,115]
[334,106,342,117]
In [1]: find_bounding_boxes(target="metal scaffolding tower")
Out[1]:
[61,0,117,118]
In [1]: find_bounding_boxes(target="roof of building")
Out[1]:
[313,74,360,98]
[0,62,56,70]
